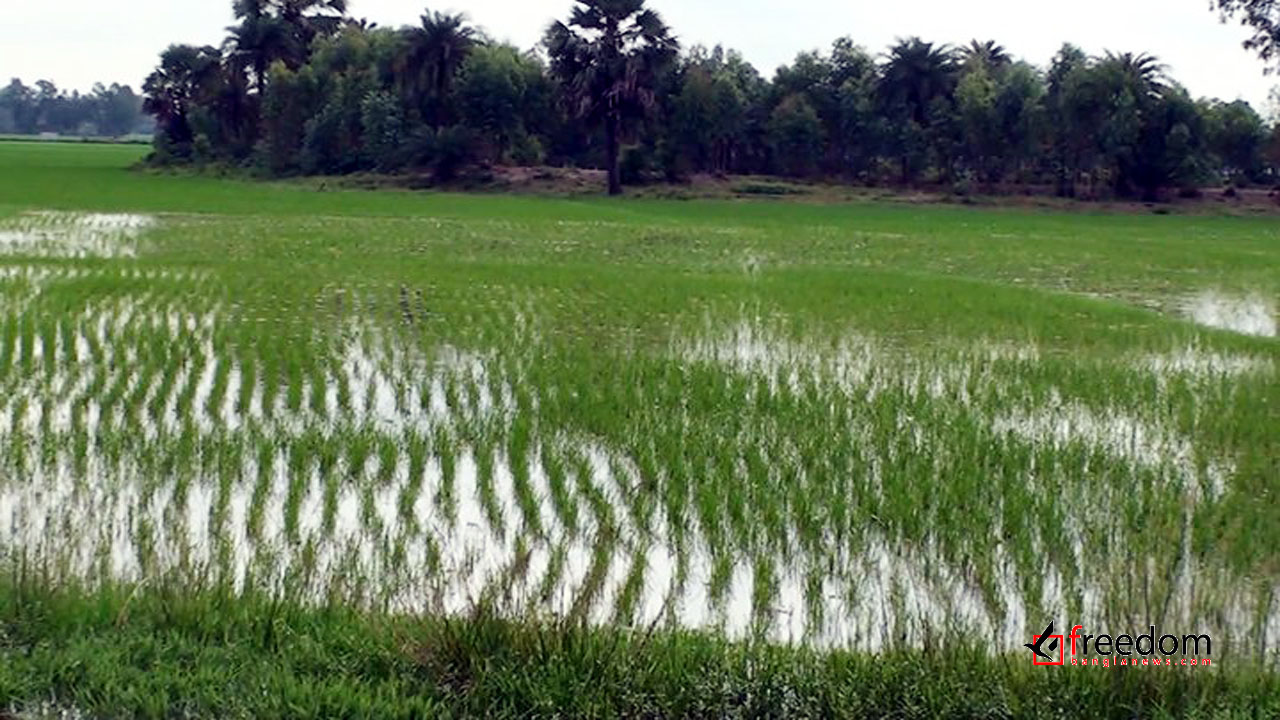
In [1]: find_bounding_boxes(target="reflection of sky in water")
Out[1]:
[0,211,154,259]
[0,310,1274,657]
[1184,291,1276,338]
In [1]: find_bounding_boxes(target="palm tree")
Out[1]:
[225,0,347,91]
[960,40,1010,73]
[397,9,476,127]
[225,0,291,92]
[143,45,226,151]
[1077,52,1168,197]
[545,0,678,195]
[876,38,959,183]
[278,0,349,48]
[1099,51,1166,99]
[879,38,958,125]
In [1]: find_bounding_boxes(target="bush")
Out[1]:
[192,133,217,164]
[431,125,479,181]
[656,139,686,182]
[396,126,479,181]
[509,133,545,167]
[620,145,656,185]
[147,132,191,165]
[951,173,976,198]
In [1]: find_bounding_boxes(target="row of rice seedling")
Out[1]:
[0,209,1275,665]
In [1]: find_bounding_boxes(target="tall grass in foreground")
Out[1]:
[0,578,1276,719]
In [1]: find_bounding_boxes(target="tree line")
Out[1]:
[142,0,1280,198]
[0,79,149,138]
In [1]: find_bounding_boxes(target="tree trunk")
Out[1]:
[606,112,622,196]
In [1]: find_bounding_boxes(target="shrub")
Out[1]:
[620,145,656,185]
[509,133,545,167]
[431,125,479,181]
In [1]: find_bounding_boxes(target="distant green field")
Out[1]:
[0,133,150,144]
[0,140,1277,717]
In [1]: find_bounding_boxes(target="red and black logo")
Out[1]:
[1025,622,1063,665]
[1026,622,1212,668]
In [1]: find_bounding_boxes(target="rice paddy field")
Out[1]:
[0,140,1278,717]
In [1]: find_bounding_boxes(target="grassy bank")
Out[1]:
[3,581,1276,718]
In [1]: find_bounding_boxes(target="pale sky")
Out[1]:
[3,0,1277,111]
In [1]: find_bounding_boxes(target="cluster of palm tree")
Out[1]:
[142,0,1280,197]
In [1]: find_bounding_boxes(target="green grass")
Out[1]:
[0,141,1277,716]
[2,581,1277,719]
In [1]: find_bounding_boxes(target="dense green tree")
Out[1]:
[361,90,405,170]
[992,63,1047,181]
[1046,44,1108,196]
[673,46,767,175]
[773,51,839,131]
[769,94,825,176]
[1129,86,1213,197]
[669,63,719,174]
[455,45,544,162]
[545,0,678,195]
[301,74,369,174]
[1266,122,1280,175]
[664,47,760,176]
[301,26,390,173]
[827,39,879,176]
[1207,100,1269,182]
[955,64,1000,181]
[258,62,315,172]
[772,38,881,176]
[833,74,881,178]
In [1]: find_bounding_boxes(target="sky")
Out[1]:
[3,0,1277,112]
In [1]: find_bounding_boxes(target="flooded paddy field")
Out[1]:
[0,143,1277,715]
